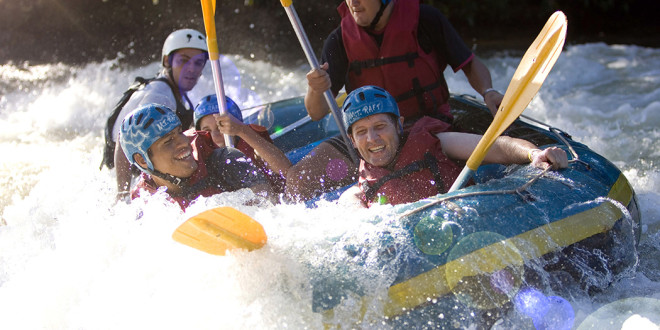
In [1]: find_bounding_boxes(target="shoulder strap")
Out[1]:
[349,52,419,76]
[100,76,155,170]
[361,152,445,202]
[153,76,194,129]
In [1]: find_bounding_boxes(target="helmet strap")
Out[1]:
[368,1,388,30]
[165,67,174,85]
[150,168,189,188]
[165,52,194,105]
[163,53,175,86]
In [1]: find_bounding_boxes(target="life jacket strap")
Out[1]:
[362,151,444,202]
[349,52,418,76]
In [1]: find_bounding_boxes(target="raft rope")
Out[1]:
[399,114,592,219]
[397,166,552,219]
[519,114,591,169]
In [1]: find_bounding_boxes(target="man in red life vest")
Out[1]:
[119,103,275,210]
[286,0,505,201]
[337,86,569,207]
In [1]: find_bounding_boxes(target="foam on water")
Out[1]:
[1,43,660,329]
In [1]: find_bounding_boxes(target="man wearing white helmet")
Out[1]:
[101,28,209,201]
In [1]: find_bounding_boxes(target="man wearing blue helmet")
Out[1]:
[119,103,275,210]
[103,28,209,201]
[337,86,568,207]
[194,94,291,193]
[287,0,505,201]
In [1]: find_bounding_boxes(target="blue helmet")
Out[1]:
[342,85,400,133]
[120,104,182,172]
[193,94,243,130]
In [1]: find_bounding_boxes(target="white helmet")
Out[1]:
[161,29,208,66]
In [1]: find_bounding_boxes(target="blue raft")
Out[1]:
[242,94,640,326]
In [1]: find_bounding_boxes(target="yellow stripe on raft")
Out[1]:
[380,173,633,317]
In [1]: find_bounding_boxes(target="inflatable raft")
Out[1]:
[240,94,641,326]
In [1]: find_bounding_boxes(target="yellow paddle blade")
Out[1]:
[172,206,267,255]
[200,0,220,61]
[280,0,293,7]
[465,11,567,171]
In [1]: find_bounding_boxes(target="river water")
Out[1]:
[1,43,659,329]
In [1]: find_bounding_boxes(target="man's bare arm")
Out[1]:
[303,62,335,121]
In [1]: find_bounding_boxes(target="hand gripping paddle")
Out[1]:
[200,0,234,148]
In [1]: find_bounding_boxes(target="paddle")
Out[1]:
[172,206,267,255]
[278,0,359,164]
[200,0,234,148]
[448,11,567,192]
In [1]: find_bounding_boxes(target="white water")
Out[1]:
[1,43,659,329]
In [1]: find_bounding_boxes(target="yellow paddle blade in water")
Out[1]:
[172,206,267,255]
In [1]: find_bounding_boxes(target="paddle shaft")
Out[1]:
[200,0,234,148]
[280,1,359,164]
[448,11,567,192]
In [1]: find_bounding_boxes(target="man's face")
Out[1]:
[148,126,198,178]
[345,0,382,27]
[199,115,225,147]
[350,113,400,167]
[169,48,207,92]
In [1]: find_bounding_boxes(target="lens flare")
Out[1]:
[577,297,660,329]
[413,212,453,255]
[326,158,348,181]
[514,288,575,330]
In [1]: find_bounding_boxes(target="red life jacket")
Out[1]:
[131,131,226,210]
[339,0,451,121]
[358,116,461,207]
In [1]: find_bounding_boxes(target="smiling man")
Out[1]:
[119,104,274,210]
[338,86,569,207]
[102,28,210,201]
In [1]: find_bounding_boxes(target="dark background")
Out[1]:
[1,0,659,67]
